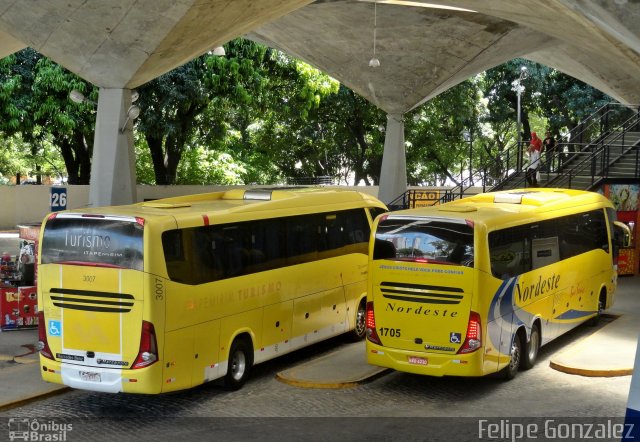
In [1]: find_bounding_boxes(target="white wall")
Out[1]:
[0,184,468,230]
[0,185,387,230]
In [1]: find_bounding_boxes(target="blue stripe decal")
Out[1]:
[555,309,596,320]
[487,277,518,353]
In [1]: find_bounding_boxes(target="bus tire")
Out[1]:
[224,336,253,391]
[500,333,522,380]
[521,323,540,370]
[348,299,367,341]
[588,290,606,327]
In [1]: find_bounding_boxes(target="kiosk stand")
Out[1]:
[604,184,639,276]
[0,224,40,330]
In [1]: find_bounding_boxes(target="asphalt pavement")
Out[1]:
[0,275,638,411]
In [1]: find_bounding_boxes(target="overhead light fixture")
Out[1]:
[120,105,141,133]
[213,46,226,56]
[69,89,96,105]
[369,1,380,68]
[70,89,138,105]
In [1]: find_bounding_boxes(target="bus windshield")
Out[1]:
[41,215,144,271]
[373,216,474,267]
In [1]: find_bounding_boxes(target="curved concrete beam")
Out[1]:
[250,2,557,113]
[0,0,311,88]
[0,29,25,59]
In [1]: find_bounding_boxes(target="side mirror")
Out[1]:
[614,221,632,248]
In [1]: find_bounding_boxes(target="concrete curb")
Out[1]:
[276,367,390,389]
[275,341,390,389]
[549,361,632,377]
[0,386,70,412]
[548,313,636,378]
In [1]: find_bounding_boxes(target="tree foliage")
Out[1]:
[0,48,95,184]
[0,48,616,190]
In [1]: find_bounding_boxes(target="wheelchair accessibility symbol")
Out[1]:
[49,320,61,336]
[450,332,461,344]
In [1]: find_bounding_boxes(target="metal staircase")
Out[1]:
[388,103,640,210]
[543,110,640,191]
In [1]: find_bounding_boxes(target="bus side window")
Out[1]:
[559,210,608,259]
[162,230,187,282]
[220,225,245,278]
[287,215,319,265]
[489,226,531,279]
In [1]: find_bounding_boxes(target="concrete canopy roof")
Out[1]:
[0,0,312,88]
[0,0,639,111]
[249,0,640,114]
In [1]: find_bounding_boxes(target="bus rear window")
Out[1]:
[41,216,144,271]
[373,217,474,267]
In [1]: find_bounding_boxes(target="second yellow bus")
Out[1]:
[366,188,624,379]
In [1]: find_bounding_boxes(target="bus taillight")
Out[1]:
[36,312,54,360]
[132,321,158,369]
[457,311,482,354]
[365,301,382,345]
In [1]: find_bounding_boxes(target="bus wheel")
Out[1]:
[224,337,253,391]
[521,324,540,370]
[348,299,367,341]
[588,291,606,326]
[501,334,522,380]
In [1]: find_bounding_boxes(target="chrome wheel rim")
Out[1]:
[510,340,520,372]
[528,330,539,361]
[354,304,366,337]
[231,350,246,381]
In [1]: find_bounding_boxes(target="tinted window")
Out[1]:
[488,225,532,279]
[41,216,144,271]
[162,209,371,285]
[373,217,474,267]
[369,207,387,223]
[489,209,609,279]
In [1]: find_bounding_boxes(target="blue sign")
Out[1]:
[50,187,67,212]
[48,320,61,336]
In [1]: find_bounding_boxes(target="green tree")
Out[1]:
[0,49,96,184]
[136,39,279,185]
[405,80,481,186]
[204,48,340,185]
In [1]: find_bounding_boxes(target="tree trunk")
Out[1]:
[146,134,169,185]
[59,138,80,184]
[73,130,92,184]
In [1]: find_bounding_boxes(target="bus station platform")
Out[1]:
[0,275,639,409]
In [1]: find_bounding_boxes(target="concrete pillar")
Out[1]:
[378,113,406,205]
[89,88,137,207]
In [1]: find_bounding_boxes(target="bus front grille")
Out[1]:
[379,282,463,305]
[49,288,134,313]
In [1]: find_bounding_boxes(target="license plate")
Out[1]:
[408,356,428,366]
[79,371,101,383]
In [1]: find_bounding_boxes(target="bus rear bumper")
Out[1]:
[40,356,162,394]
[366,342,485,377]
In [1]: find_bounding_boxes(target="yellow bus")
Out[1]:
[366,188,624,379]
[36,188,387,393]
